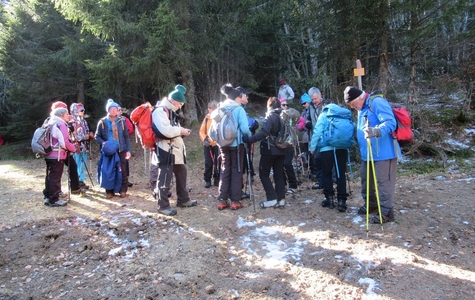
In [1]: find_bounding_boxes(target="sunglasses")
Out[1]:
[281,103,288,107]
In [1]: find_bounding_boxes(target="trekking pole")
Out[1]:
[244,143,256,213]
[364,116,383,235]
[79,151,95,188]
[67,153,71,202]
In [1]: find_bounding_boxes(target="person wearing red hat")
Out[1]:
[278,78,295,102]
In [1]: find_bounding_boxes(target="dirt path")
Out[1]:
[1,152,475,299]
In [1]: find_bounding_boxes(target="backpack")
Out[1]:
[317,104,355,149]
[31,121,55,156]
[369,93,414,146]
[130,102,155,148]
[208,105,239,147]
[274,108,300,149]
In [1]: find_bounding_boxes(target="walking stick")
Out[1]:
[244,143,256,213]
[79,151,95,188]
[364,116,383,235]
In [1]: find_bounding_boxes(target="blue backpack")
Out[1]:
[317,104,355,149]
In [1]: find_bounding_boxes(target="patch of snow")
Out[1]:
[358,277,379,295]
[236,216,255,228]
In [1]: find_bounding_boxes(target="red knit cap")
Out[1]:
[51,101,67,110]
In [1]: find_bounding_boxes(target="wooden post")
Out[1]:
[354,59,365,90]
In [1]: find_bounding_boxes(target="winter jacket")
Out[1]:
[70,103,91,152]
[250,108,286,156]
[306,102,323,136]
[44,116,76,160]
[97,141,122,193]
[219,99,251,147]
[199,114,217,147]
[152,99,187,165]
[95,116,131,153]
[357,94,401,161]
[278,84,295,101]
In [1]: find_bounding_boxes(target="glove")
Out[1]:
[364,126,381,139]
[204,138,210,147]
[305,122,313,130]
[242,134,251,144]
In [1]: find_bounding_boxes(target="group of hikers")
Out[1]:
[40,81,399,224]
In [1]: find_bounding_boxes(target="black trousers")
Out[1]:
[203,145,220,182]
[283,148,298,189]
[218,145,244,202]
[321,149,348,200]
[259,154,286,201]
[64,154,80,191]
[156,164,190,209]
[43,158,65,203]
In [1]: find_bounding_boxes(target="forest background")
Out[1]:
[0,0,474,154]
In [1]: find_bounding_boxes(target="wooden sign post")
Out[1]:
[354,59,365,90]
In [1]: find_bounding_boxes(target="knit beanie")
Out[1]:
[169,85,186,103]
[51,101,67,110]
[300,93,311,104]
[279,78,286,86]
[344,86,365,103]
[106,98,120,112]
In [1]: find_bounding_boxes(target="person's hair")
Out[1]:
[322,98,332,105]
[220,83,241,100]
[267,97,281,109]
[52,108,68,117]
[308,87,321,97]
[208,100,218,110]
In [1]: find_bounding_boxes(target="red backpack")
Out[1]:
[130,102,156,149]
[369,93,414,146]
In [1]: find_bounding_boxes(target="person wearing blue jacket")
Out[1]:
[95,99,131,199]
[309,101,351,212]
[344,86,400,223]
[216,84,252,211]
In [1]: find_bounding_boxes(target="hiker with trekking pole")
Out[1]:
[151,85,197,216]
[242,97,287,209]
[212,84,252,211]
[344,86,400,224]
[199,100,220,188]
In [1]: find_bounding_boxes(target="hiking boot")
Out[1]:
[177,200,198,208]
[276,199,286,208]
[286,188,296,195]
[106,193,114,199]
[241,191,250,199]
[321,196,335,209]
[217,199,229,210]
[370,210,395,224]
[337,199,347,212]
[204,181,211,188]
[71,189,81,195]
[59,192,68,199]
[158,208,177,216]
[357,206,377,215]
[230,201,243,210]
[259,200,278,209]
[127,181,133,187]
[120,192,127,198]
[79,182,90,189]
[44,199,68,207]
[312,183,323,190]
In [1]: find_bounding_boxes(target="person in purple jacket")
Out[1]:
[43,107,77,207]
